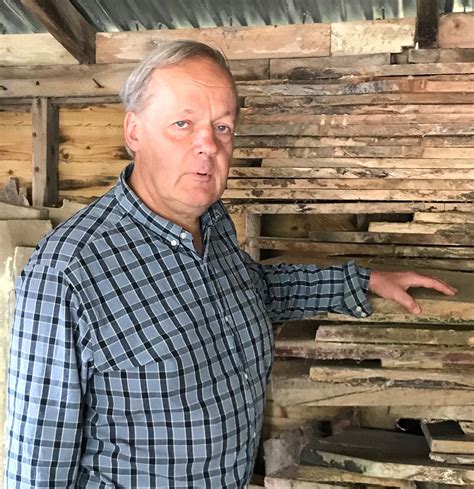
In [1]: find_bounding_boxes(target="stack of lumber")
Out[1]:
[266,428,474,487]
[264,263,474,486]
[225,52,474,217]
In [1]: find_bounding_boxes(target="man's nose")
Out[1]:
[194,127,218,158]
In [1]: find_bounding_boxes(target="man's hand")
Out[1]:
[369,270,458,314]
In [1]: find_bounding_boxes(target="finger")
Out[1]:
[392,290,421,314]
[407,274,457,296]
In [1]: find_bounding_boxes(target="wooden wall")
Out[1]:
[1,12,474,487]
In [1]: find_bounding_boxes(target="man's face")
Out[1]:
[124,58,237,222]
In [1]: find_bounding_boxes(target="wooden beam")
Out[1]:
[31,98,59,207]
[416,0,439,48]
[20,0,95,64]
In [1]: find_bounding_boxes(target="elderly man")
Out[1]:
[6,40,456,488]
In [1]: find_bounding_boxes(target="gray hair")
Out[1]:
[120,39,237,114]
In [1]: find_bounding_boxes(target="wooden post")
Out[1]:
[416,0,439,48]
[31,98,59,207]
[245,214,262,262]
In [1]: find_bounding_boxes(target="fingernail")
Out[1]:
[413,305,421,314]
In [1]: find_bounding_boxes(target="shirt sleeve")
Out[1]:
[5,265,92,488]
[240,251,372,323]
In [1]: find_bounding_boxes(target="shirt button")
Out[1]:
[170,239,178,247]
[243,372,248,380]
[252,432,256,439]
[179,231,187,240]
[361,312,367,318]
[225,316,230,324]
[355,306,362,312]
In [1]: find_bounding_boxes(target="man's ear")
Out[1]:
[124,112,141,153]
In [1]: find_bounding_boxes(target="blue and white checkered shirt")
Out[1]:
[6,163,371,488]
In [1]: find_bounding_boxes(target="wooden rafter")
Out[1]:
[20,0,96,64]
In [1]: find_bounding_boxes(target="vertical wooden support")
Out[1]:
[31,98,59,207]
[416,0,439,48]
[245,213,262,262]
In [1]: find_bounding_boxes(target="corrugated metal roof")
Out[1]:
[0,0,472,35]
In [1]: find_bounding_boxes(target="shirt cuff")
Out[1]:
[343,261,373,318]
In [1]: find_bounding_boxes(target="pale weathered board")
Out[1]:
[315,324,474,346]
[96,24,331,63]
[414,212,474,224]
[0,33,77,66]
[330,18,416,55]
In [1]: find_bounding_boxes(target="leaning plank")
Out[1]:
[414,212,474,224]
[265,465,415,489]
[0,33,77,66]
[301,429,474,484]
[315,324,474,346]
[422,421,474,455]
[96,24,331,63]
[0,202,45,220]
[438,13,474,49]
[330,18,416,55]
[20,0,96,64]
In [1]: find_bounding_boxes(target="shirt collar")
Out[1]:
[114,162,225,241]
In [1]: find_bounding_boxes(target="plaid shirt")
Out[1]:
[6,163,371,488]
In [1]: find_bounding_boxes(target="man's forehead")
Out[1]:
[149,59,234,90]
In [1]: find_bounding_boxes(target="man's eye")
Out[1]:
[174,121,189,128]
[215,125,231,134]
